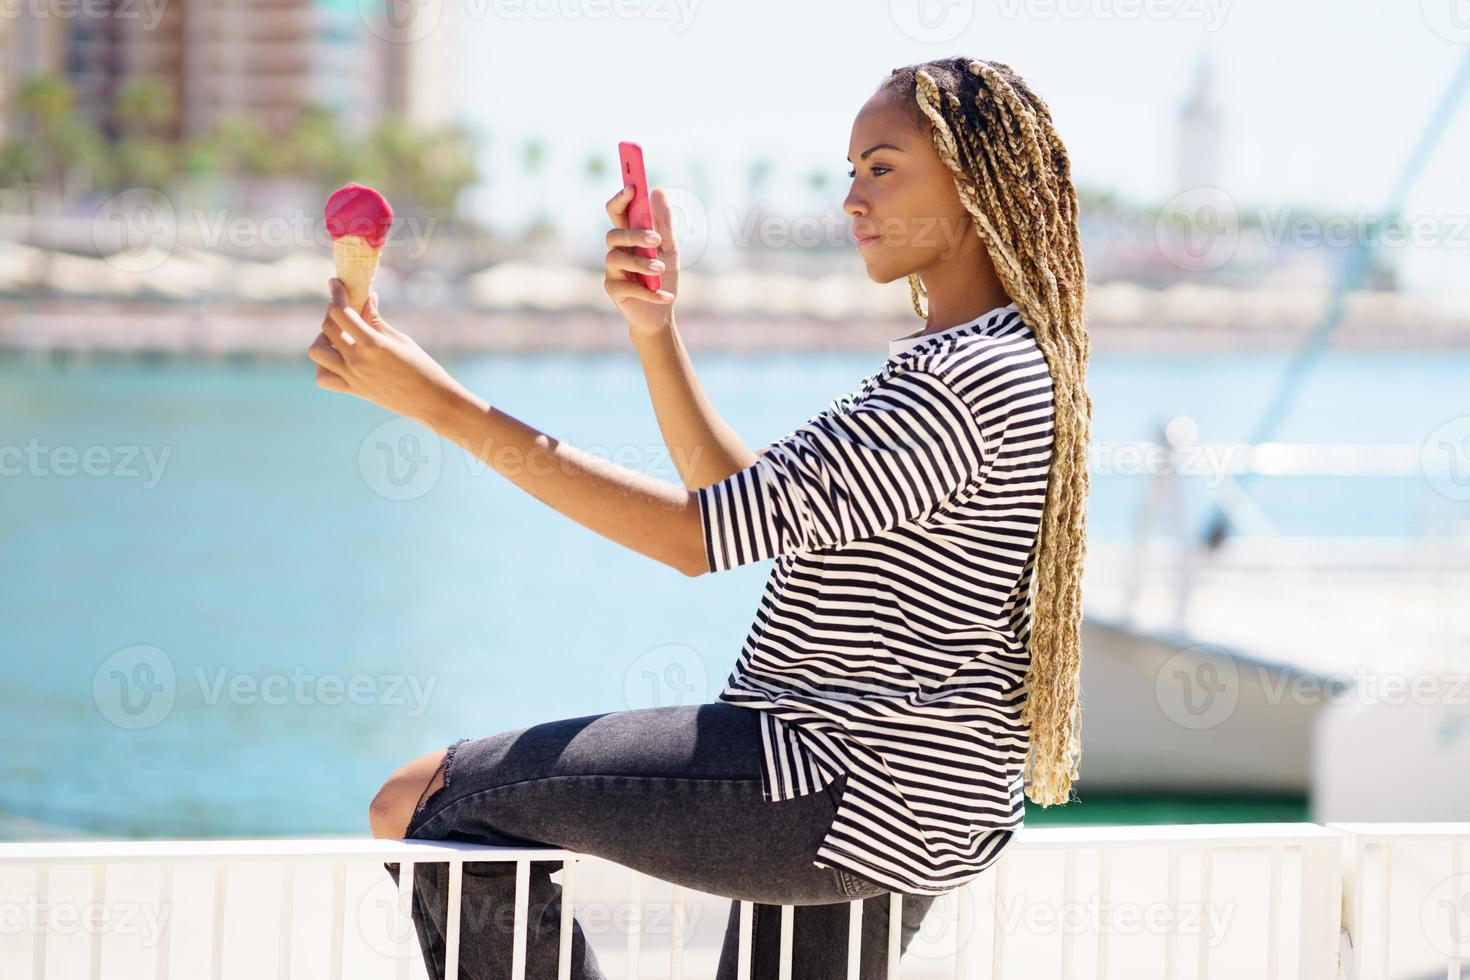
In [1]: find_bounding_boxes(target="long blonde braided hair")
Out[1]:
[881,57,1091,807]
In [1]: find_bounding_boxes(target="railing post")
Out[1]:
[1296,837,1343,980]
[559,858,577,980]
[669,881,685,980]
[778,904,794,980]
[511,858,530,980]
[736,899,754,979]
[445,859,464,980]
[329,860,347,980]
[887,892,902,980]
[845,898,863,980]
[626,865,642,980]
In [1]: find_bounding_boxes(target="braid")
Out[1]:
[907,272,927,317]
[883,57,1092,807]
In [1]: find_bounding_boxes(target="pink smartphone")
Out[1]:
[617,140,662,293]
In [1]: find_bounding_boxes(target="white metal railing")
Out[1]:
[1330,822,1470,980]
[1,823,1465,979]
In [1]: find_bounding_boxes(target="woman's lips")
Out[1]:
[855,234,879,248]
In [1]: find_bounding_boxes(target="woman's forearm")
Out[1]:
[424,387,709,577]
[630,320,759,489]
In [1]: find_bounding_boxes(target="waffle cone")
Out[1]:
[332,235,382,313]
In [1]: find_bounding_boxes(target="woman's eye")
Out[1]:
[847,166,888,178]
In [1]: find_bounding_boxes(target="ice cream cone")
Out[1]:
[333,234,381,314]
[324,182,393,314]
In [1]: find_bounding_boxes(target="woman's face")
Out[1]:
[843,89,975,284]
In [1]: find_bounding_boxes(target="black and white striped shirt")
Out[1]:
[695,301,1053,895]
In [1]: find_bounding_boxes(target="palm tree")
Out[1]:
[583,151,608,188]
[113,75,177,140]
[288,103,355,190]
[12,75,108,197]
[746,157,772,207]
[111,75,181,189]
[366,113,478,215]
[517,137,553,240]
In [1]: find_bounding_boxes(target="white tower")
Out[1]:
[1174,52,1223,193]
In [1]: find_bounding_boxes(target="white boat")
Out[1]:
[1075,433,1470,821]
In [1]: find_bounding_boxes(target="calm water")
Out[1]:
[2,347,1466,837]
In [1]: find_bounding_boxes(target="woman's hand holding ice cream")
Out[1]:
[308,280,472,424]
[312,181,470,422]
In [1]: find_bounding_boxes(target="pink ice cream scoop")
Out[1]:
[324,183,394,312]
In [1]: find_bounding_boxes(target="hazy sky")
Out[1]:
[436,0,1470,297]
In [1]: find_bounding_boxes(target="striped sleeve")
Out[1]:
[821,388,860,418]
[695,369,986,572]
[757,386,864,458]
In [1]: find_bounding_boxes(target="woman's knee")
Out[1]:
[369,748,449,839]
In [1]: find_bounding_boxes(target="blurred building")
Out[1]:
[0,0,448,141]
[380,1,452,130]
[0,7,69,142]
[63,0,187,138]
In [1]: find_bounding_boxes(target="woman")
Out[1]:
[311,55,1090,980]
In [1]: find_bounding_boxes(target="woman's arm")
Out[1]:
[602,184,759,489]
[630,322,764,488]
[308,280,711,578]
[425,387,710,577]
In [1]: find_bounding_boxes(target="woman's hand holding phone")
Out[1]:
[603,183,678,338]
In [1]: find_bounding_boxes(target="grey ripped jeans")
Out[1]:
[381,701,942,979]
